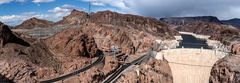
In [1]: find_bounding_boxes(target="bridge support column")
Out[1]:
[214,49,217,56]
[135,65,140,77]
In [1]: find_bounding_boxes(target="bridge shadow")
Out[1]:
[7,35,30,47]
[1,25,30,47]
[0,74,14,83]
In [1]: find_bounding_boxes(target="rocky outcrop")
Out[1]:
[117,58,173,83]
[160,16,221,25]
[209,55,240,83]
[52,10,179,55]
[56,10,179,39]
[0,22,61,82]
[0,59,37,82]
[55,9,89,25]
[45,27,101,58]
[222,18,240,28]
[90,10,179,38]
[209,43,240,83]
[231,43,240,55]
[15,17,53,29]
[161,16,239,44]
[209,27,239,45]
[0,22,30,47]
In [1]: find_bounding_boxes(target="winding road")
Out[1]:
[40,52,105,83]
[102,51,156,83]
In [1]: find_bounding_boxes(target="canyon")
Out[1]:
[0,10,240,83]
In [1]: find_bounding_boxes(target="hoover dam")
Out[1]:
[156,32,230,83]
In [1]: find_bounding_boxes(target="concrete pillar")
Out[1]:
[214,49,217,56]
[135,65,140,77]
[200,47,203,53]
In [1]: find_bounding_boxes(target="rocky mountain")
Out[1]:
[0,22,62,82]
[15,17,53,29]
[159,16,239,44]
[56,10,179,39]
[160,16,222,25]
[222,18,240,28]
[209,43,240,83]
[52,10,179,55]
[55,9,89,25]
[0,10,178,82]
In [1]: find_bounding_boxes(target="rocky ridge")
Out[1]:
[15,17,53,29]
[160,16,221,25]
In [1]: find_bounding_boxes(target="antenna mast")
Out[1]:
[88,2,91,13]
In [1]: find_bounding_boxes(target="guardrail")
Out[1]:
[40,52,105,83]
[102,51,156,83]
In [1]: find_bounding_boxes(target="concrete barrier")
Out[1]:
[156,48,229,83]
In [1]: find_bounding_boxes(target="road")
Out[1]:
[102,51,156,83]
[40,52,105,83]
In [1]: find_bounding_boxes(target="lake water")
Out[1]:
[177,34,211,49]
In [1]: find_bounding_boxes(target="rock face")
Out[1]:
[52,10,179,55]
[160,16,221,25]
[55,9,89,25]
[0,22,60,82]
[90,10,179,38]
[15,17,53,29]
[1,10,177,82]
[46,27,101,58]
[209,55,240,83]
[231,43,240,55]
[222,18,240,28]
[117,59,173,83]
[162,16,239,45]
[209,43,240,83]
[56,10,179,39]
[0,22,30,47]
[209,28,239,45]
[0,59,37,83]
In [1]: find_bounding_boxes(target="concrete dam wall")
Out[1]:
[156,48,229,83]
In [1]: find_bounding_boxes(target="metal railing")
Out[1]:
[40,52,105,83]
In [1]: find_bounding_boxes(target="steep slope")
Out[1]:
[160,16,221,25]
[0,22,61,82]
[15,17,53,29]
[209,43,240,83]
[56,10,179,40]
[55,9,89,25]
[160,16,239,45]
[222,18,240,28]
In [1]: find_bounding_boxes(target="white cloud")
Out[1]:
[83,0,128,9]
[0,0,27,4]
[0,0,13,4]
[82,0,240,20]
[0,12,50,25]
[16,0,27,2]
[0,4,83,25]
[91,2,105,6]
[32,0,54,3]
[48,4,83,18]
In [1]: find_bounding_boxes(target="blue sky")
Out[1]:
[0,0,123,25]
[1,0,240,26]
